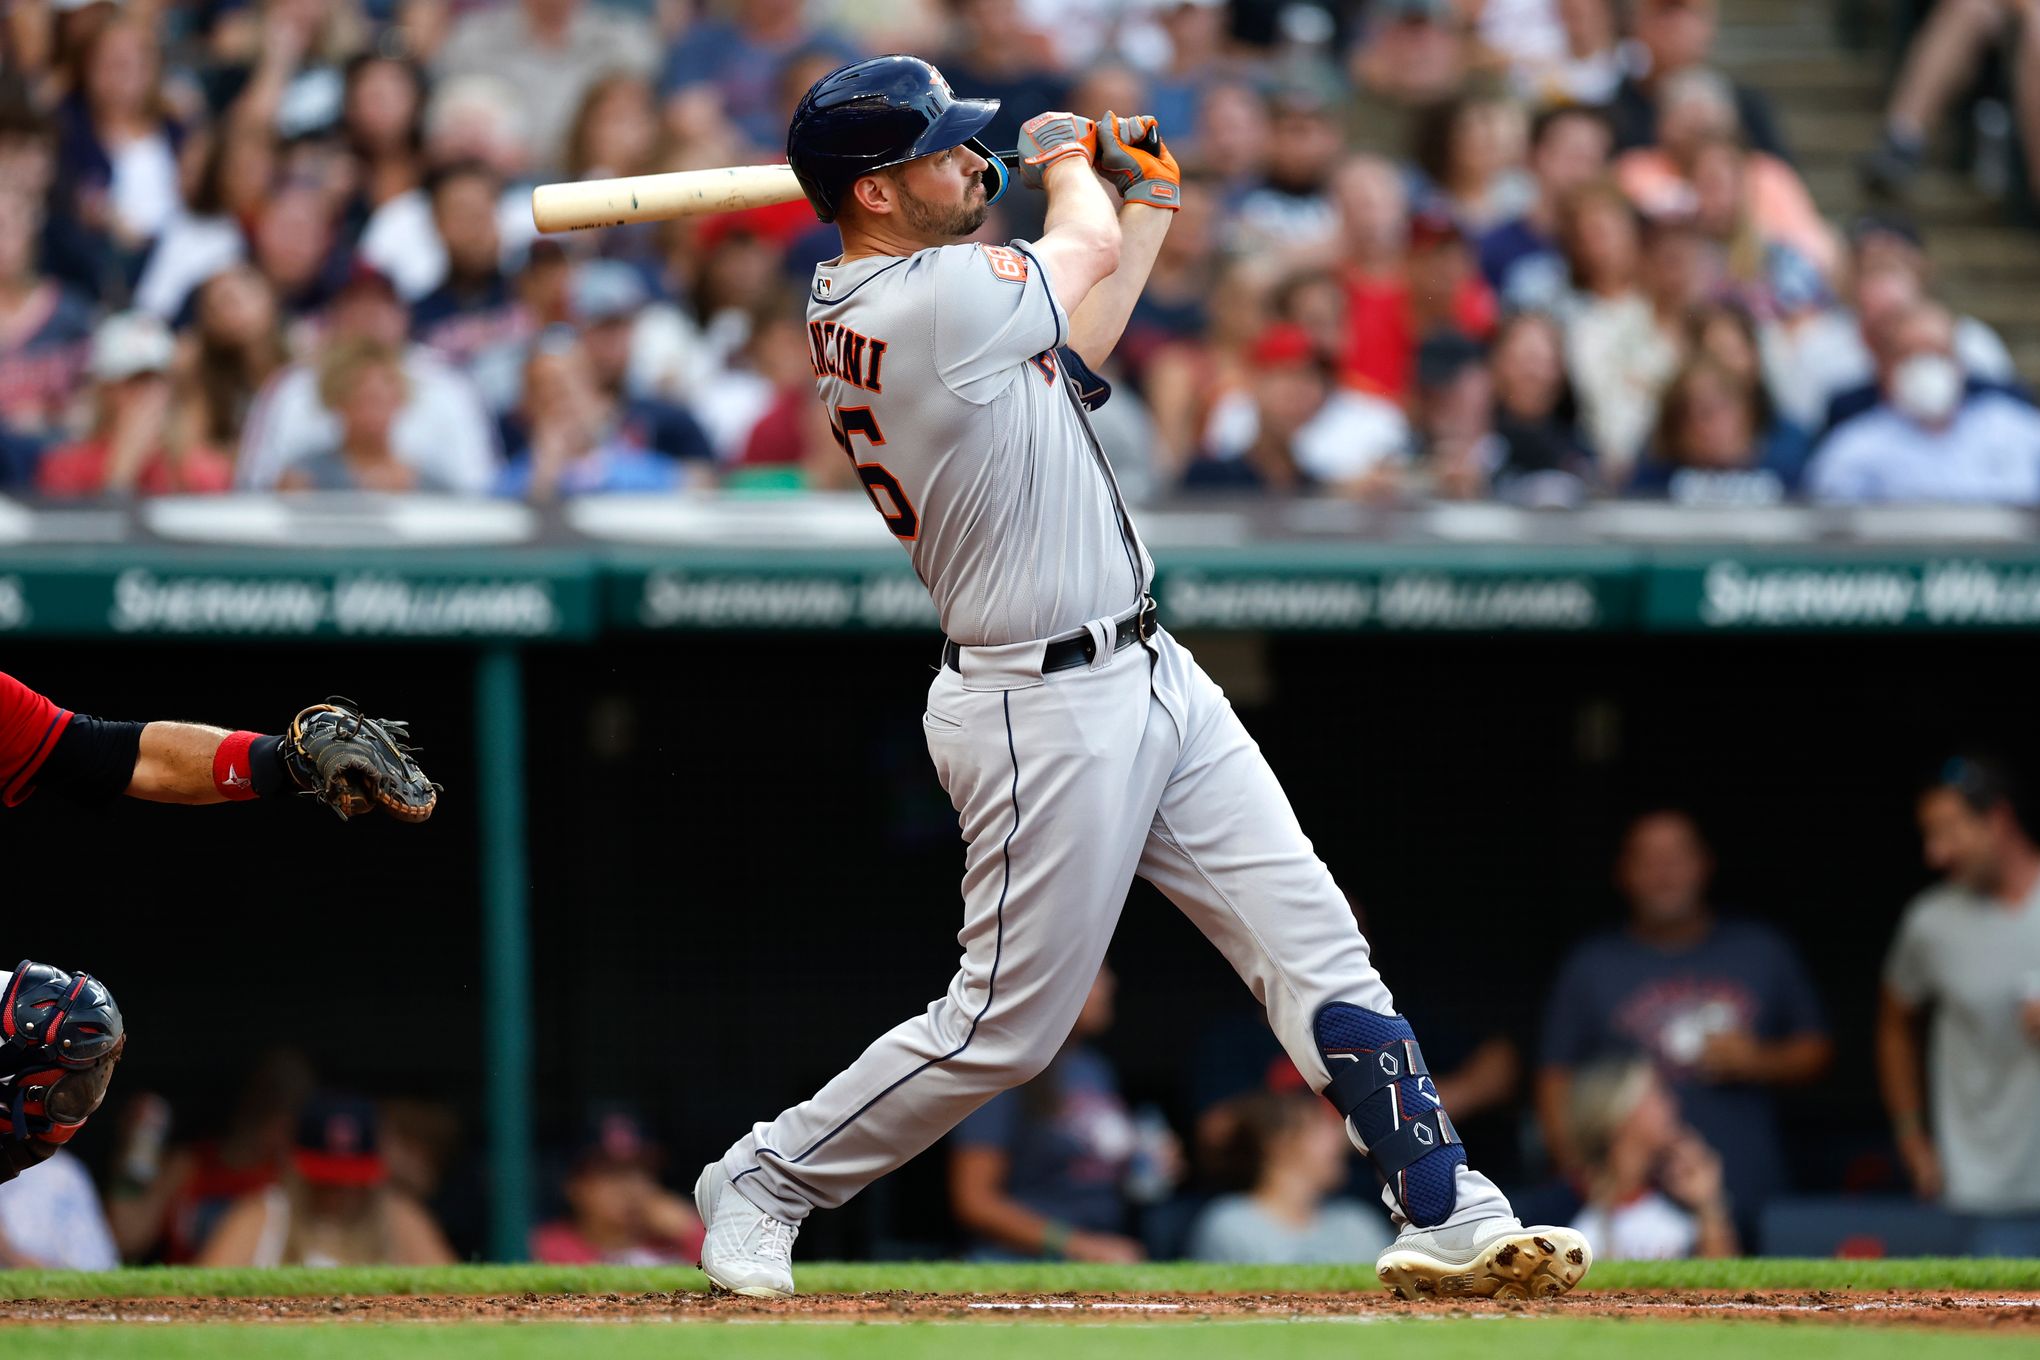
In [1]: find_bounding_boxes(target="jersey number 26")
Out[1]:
[830,405,917,541]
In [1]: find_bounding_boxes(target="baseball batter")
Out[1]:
[0,669,437,1184]
[693,56,1591,1301]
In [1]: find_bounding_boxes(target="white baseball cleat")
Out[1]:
[1374,1216,1592,1301]
[694,1161,800,1299]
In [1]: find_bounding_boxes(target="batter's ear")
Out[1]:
[846,172,897,220]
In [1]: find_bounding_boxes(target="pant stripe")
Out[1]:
[734,690,1022,1187]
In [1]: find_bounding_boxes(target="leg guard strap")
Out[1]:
[1315,1004,1466,1227]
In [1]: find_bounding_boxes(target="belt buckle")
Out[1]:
[1136,598,1158,642]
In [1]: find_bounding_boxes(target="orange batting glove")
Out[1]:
[1093,113,1181,210]
[1016,112,1098,190]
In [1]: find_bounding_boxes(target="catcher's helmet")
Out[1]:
[0,961,123,1074]
[786,55,1008,224]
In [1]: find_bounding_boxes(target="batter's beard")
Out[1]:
[898,176,990,238]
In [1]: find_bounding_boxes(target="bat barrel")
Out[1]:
[533,151,1021,232]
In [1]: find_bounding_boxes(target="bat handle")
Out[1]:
[996,149,1020,167]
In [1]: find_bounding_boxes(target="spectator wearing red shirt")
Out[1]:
[1333,161,1497,402]
[36,311,234,498]
[530,1110,703,1267]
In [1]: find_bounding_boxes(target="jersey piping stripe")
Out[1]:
[1,709,71,807]
[733,690,1022,1191]
[810,256,911,306]
[1010,242,1066,350]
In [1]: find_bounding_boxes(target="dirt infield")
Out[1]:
[2,1290,2037,1330]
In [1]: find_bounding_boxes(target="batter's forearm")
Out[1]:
[1067,202,1172,368]
[127,721,238,803]
[1034,159,1122,314]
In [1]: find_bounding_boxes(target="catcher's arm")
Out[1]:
[2,673,437,820]
[1067,114,1180,369]
[128,721,240,804]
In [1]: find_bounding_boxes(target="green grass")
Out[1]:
[2,1258,2037,1300]
[2,1322,2036,1360]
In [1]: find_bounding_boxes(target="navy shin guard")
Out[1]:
[1315,1005,1464,1227]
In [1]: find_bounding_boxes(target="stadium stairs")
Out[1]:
[1719,0,2040,384]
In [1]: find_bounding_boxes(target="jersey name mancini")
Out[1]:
[809,320,889,393]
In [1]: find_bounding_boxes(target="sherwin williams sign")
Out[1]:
[1649,557,2040,630]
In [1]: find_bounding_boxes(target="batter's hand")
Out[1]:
[1093,112,1181,210]
[1016,112,1098,190]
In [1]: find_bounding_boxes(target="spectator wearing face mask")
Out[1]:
[1806,300,2040,505]
[1779,214,2019,436]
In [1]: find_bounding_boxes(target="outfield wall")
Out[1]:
[5,495,2034,1260]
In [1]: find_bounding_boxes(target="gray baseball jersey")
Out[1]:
[714,231,1520,1250]
[807,239,1150,647]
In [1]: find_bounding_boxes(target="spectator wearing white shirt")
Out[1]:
[238,263,499,493]
[1806,301,2040,506]
[1566,1059,1738,1262]
[1880,757,2040,1255]
[0,1150,118,1270]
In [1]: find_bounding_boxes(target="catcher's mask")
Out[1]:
[1,960,124,1077]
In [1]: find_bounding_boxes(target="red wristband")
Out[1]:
[212,731,261,800]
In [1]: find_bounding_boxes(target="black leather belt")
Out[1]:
[943,599,1158,674]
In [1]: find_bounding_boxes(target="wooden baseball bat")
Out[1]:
[532,165,803,233]
[531,151,1022,233]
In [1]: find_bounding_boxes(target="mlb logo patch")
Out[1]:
[818,276,833,295]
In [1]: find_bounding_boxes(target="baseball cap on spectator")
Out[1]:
[1248,322,1320,370]
[572,260,648,325]
[338,259,399,300]
[571,1107,664,1176]
[294,1093,386,1187]
[1415,331,1487,391]
[89,311,175,381]
[1409,206,1464,250]
[1848,210,1925,254]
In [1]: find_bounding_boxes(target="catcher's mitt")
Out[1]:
[283,699,440,823]
[1,961,125,1184]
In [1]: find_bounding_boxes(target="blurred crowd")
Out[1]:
[4,753,2037,1269]
[1,0,2038,508]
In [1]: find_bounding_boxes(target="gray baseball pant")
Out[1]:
[719,617,1513,1229]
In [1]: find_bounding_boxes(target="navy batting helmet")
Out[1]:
[786,55,1008,224]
